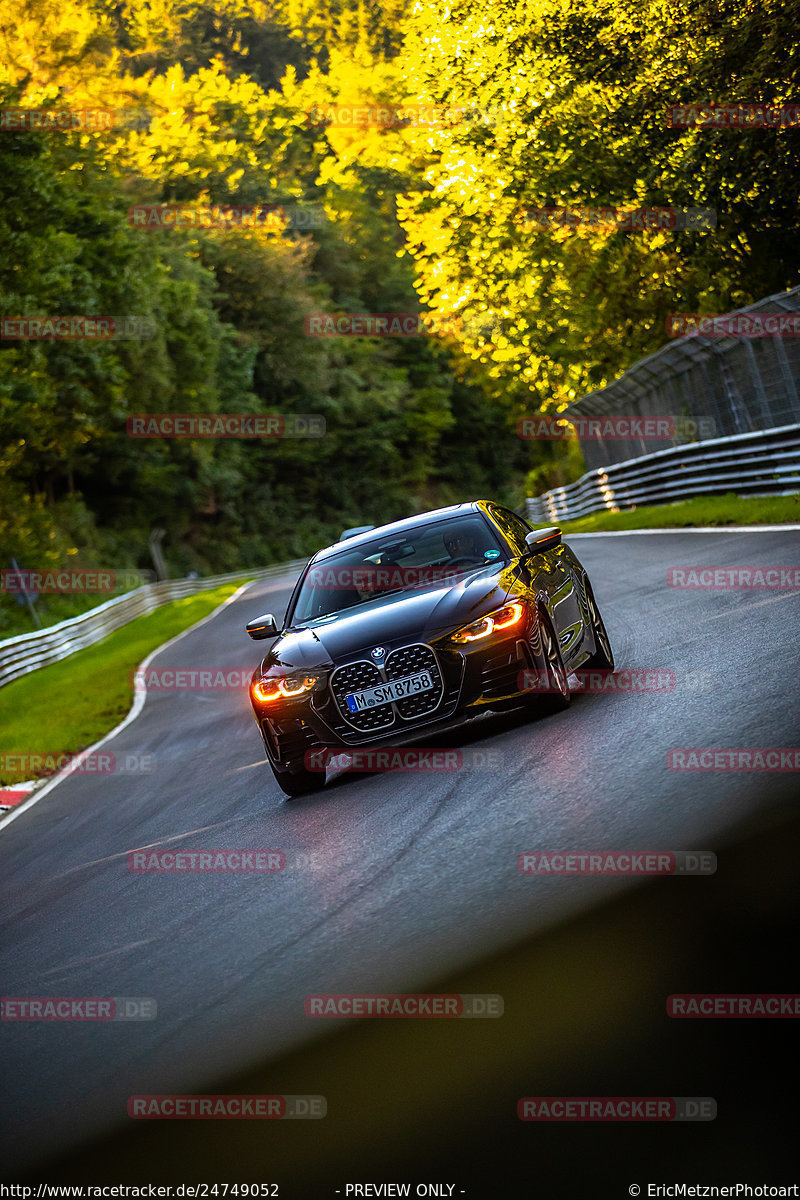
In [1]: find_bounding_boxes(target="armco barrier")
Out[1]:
[562,285,800,471]
[526,423,800,524]
[0,559,307,690]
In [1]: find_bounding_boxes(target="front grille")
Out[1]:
[385,644,444,720]
[329,643,445,731]
[330,660,394,731]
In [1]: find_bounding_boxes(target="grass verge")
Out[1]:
[0,582,245,786]
[554,491,800,534]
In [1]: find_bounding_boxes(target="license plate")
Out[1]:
[346,670,434,713]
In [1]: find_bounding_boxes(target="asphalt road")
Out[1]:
[1,529,799,1178]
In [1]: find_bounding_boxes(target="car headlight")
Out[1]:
[450,602,525,643]
[251,673,321,703]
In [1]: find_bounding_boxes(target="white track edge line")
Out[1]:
[564,524,800,537]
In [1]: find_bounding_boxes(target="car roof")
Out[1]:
[311,501,493,562]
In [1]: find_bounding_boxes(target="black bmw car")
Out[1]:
[246,501,613,796]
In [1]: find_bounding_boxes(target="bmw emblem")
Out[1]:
[371,646,386,660]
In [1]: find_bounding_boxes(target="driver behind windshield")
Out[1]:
[443,529,484,563]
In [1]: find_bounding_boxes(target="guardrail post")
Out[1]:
[149,528,169,581]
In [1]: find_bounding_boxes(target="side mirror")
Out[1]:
[246,612,280,640]
[525,527,562,554]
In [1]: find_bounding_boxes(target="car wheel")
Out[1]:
[583,581,614,669]
[525,608,571,714]
[270,761,325,798]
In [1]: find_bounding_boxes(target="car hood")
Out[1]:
[260,563,518,672]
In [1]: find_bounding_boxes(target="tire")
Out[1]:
[525,608,572,714]
[582,581,614,669]
[269,760,326,798]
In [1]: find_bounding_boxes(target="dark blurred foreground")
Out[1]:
[12,787,800,1199]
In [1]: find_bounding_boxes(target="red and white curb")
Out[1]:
[0,781,37,811]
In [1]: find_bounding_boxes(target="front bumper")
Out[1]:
[251,628,540,768]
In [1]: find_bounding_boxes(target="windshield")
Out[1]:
[290,515,507,623]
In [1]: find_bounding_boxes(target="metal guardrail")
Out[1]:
[563,286,800,470]
[526,423,800,524]
[0,559,307,690]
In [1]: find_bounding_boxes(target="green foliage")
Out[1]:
[1,0,797,630]
[398,0,800,407]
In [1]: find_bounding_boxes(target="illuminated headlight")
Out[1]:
[251,673,321,703]
[450,602,525,644]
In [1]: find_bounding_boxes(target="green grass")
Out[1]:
[555,491,800,534]
[0,582,245,786]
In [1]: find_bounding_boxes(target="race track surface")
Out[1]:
[1,530,799,1176]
